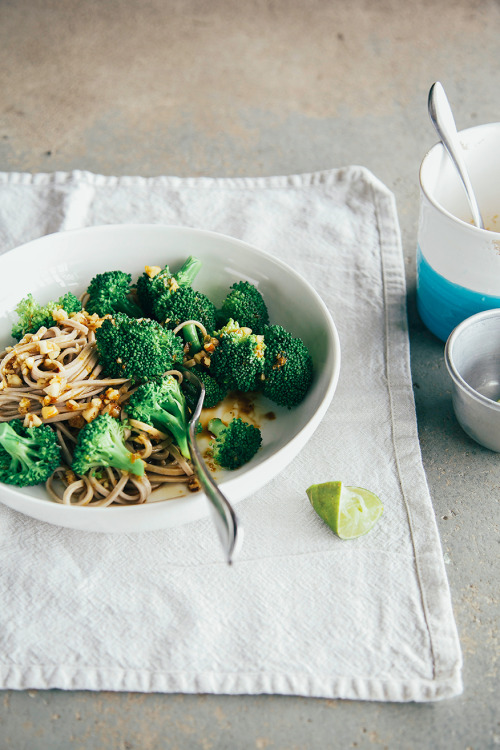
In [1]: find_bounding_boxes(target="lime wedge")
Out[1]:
[306,482,383,539]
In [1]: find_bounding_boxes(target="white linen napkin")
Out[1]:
[0,168,462,701]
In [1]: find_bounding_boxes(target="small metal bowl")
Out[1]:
[445,308,500,451]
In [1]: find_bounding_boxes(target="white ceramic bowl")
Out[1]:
[445,308,500,451]
[417,122,500,342]
[0,224,341,532]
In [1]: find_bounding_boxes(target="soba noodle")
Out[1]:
[0,310,200,506]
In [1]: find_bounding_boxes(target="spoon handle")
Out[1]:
[428,81,484,229]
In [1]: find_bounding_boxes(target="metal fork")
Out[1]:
[182,368,240,565]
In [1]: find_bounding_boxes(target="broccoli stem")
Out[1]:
[107,444,145,476]
[93,435,145,477]
[207,418,225,438]
[115,296,144,318]
[146,406,190,460]
[176,256,202,287]
[0,426,36,472]
[182,323,203,355]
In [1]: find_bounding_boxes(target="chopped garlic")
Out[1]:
[23,413,42,428]
[30,328,47,341]
[65,469,77,484]
[69,311,87,325]
[39,340,60,357]
[145,265,161,278]
[41,405,59,419]
[18,397,31,415]
[6,374,23,387]
[52,308,67,322]
[102,402,121,419]
[43,375,67,399]
[166,277,179,292]
[105,388,120,402]
[82,403,100,422]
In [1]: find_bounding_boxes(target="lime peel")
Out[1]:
[306,481,383,539]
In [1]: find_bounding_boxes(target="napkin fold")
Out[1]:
[0,167,462,701]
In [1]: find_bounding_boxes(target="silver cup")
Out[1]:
[445,309,500,451]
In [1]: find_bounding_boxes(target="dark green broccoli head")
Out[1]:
[136,256,202,319]
[125,375,191,459]
[0,420,61,486]
[157,286,216,331]
[210,319,266,392]
[184,367,228,409]
[218,281,269,334]
[208,417,262,470]
[11,292,82,340]
[95,313,184,381]
[156,286,217,355]
[72,413,145,477]
[85,271,143,318]
[262,324,313,408]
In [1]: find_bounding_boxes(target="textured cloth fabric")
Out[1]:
[0,168,462,701]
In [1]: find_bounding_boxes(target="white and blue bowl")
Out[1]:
[417,122,500,342]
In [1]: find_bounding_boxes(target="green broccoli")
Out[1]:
[11,292,82,340]
[95,313,184,381]
[184,367,228,409]
[136,256,202,319]
[262,324,313,408]
[124,375,191,460]
[207,417,262,470]
[156,286,217,355]
[210,319,266,392]
[0,420,61,486]
[85,271,143,318]
[218,281,269,334]
[72,413,145,477]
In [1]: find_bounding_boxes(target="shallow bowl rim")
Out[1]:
[445,307,500,411]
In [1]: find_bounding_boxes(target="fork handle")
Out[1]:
[187,422,240,564]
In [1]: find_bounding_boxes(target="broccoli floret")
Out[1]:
[125,375,191,460]
[207,417,262,470]
[72,413,145,477]
[218,281,269,334]
[210,319,266,392]
[95,313,184,381]
[136,256,202,319]
[262,324,313,408]
[156,286,217,355]
[11,292,82,340]
[184,367,228,409]
[85,271,143,318]
[0,420,61,486]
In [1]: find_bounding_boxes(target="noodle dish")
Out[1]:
[0,225,340,532]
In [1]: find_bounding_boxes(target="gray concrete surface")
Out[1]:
[0,1,499,748]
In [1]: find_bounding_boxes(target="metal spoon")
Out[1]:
[182,368,240,565]
[428,81,485,229]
